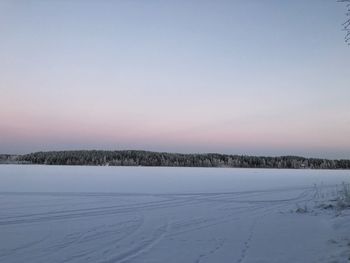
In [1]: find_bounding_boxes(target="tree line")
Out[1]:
[0,154,22,164]
[16,150,350,169]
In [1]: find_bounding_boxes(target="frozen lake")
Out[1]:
[0,165,349,263]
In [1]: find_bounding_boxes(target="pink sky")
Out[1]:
[1,1,350,158]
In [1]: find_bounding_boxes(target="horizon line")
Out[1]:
[2,149,350,161]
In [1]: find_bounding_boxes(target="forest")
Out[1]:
[10,150,350,169]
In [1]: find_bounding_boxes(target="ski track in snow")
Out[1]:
[0,187,316,261]
[0,168,348,263]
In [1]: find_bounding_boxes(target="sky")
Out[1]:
[0,0,350,158]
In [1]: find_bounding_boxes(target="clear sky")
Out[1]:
[1,0,349,158]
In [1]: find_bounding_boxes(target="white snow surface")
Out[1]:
[0,165,349,263]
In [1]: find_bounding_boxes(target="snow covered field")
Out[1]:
[0,165,349,263]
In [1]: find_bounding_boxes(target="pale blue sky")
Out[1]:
[1,0,349,158]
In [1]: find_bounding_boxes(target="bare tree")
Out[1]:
[339,0,350,44]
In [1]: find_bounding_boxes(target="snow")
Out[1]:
[0,165,349,263]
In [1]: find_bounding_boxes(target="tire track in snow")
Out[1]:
[0,234,50,259]
[195,238,226,263]
[0,197,194,226]
[101,220,171,263]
